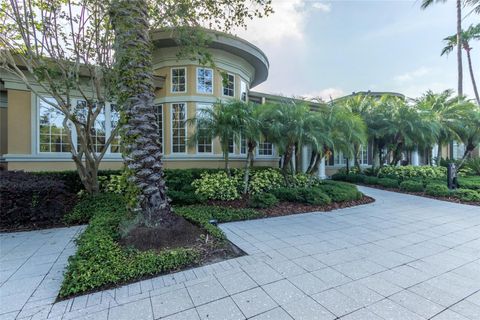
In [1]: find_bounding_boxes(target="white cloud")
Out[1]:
[302,87,345,101]
[234,0,308,44]
[312,2,331,13]
[394,66,431,83]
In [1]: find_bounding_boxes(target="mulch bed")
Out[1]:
[208,195,375,217]
[358,184,480,206]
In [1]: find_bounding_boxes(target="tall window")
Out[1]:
[110,104,121,153]
[171,103,187,153]
[257,138,273,156]
[228,137,235,154]
[240,80,247,101]
[452,141,465,160]
[156,104,164,154]
[76,100,106,153]
[39,99,70,152]
[197,68,213,94]
[240,137,247,154]
[171,67,186,93]
[360,145,368,165]
[223,73,235,97]
[196,104,212,153]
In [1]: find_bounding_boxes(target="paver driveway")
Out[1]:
[1,186,480,319]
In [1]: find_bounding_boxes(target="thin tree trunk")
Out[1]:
[465,47,480,105]
[437,142,442,162]
[457,0,463,96]
[111,0,172,226]
[243,142,255,194]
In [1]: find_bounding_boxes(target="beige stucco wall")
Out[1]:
[7,90,31,154]
[0,107,7,156]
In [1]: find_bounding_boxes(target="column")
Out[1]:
[302,145,309,173]
[318,157,326,180]
[291,146,296,172]
[412,147,419,166]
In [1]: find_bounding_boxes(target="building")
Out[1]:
[0,29,278,171]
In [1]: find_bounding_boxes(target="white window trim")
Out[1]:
[156,104,164,155]
[239,136,247,155]
[240,79,248,102]
[170,102,188,154]
[222,73,235,98]
[196,103,213,154]
[170,67,187,94]
[196,67,214,95]
[256,140,274,157]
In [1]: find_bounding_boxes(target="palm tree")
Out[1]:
[190,101,244,175]
[422,0,464,96]
[110,0,172,226]
[442,24,480,104]
[456,101,480,159]
[416,90,469,162]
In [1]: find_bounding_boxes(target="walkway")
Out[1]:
[1,187,479,319]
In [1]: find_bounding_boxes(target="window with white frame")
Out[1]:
[155,104,164,154]
[223,73,235,97]
[452,141,465,160]
[240,80,247,101]
[76,100,106,153]
[240,136,247,154]
[171,67,186,93]
[333,151,347,166]
[39,98,70,152]
[110,104,121,153]
[257,137,273,156]
[197,68,213,94]
[171,103,187,153]
[360,144,368,165]
[196,103,212,153]
[228,137,235,154]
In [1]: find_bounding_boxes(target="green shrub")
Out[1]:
[176,206,262,240]
[167,189,205,205]
[378,165,446,181]
[363,176,379,185]
[60,194,198,298]
[248,168,284,194]
[378,178,399,188]
[345,174,366,183]
[425,183,451,197]
[192,171,240,200]
[331,173,347,181]
[297,188,332,205]
[316,182,362,202]
[248,193,279,209]
[271,187,302,202]
[458,176,480,190]
[399,180,424,192]
[463,158,480,176]
[64,193,124,224]
[453,188,480,202]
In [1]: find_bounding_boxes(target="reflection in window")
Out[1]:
[197,68,213,94]
[172,103,186,153]
[196,104,212,153]
[223,73,235,97]
[171,68,186,93]
[76,100,105,153]
[39,99,70,152]
[156,104,163,154]
[110,104,121,153]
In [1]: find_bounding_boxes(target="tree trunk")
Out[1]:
[224,151,230,175]
[353,144,360,171]
[456,0,463,96]
[111,0,172,227]
[437,142,442,162]
[243,142,255,194]
[465,47,480,105]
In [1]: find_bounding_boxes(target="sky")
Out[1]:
[234,0,480,101]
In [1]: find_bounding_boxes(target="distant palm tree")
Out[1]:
[442,24,480,104]
[455,101,480,159]
[422,0,464,96]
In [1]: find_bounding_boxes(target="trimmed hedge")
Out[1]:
[378,165,446,181]
[60,194,198,298]
[316,182,362,202]
[249,193,278,208]
[453,189,480,202]
[0,171,76,228]
[399,180,424,192]
[458,176,480,191]
[175,206,262,240]
[378,178,399,189]
[363,176,380,185]
[298,188,332,205]
[344,174,366,183]
[272,187,302,202]
[425,183,451,197]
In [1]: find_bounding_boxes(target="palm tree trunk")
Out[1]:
[456,0,463,96]
[111,0,172,226]
[224,151,230,175]
[437,142,442,162]
[243,142,255,194]
[465,47,480,105]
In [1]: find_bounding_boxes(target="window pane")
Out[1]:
[172,103,186,153]
[196,104,212,153]
[240,80,247,101]
[172,68,186,92]
[228,137,234,154]
[197,68,213,94]
[39,99,70,153]
[76,100,105,153]
[110,104,122,153]
[240,137,246,154]
[223,74,235,97]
